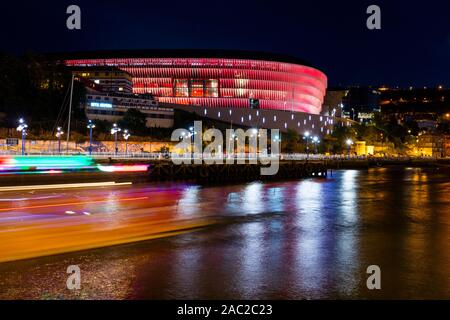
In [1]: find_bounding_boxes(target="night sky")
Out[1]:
[1,0,449,87]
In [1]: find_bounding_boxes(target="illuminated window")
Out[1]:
[190,79,204,97]
[205,79,219,97]
[174,79,188,97]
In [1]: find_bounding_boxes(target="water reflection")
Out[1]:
[1,167,450,299]
[242,182,264,214]
[177,185,201,216]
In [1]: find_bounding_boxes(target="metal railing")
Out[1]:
[0,150,446,161]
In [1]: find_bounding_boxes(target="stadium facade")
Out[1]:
[63,50,327,115]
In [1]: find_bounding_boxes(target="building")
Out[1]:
[415,133,448,157]
[321,88,348,117]
[63,49,327,115]
[85,92,174,128]
[341,87,381,124]
[72,67,133,94]
[378,86,449,114]
[378,86,450,131]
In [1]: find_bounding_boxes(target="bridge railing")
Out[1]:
[0,150,445,161]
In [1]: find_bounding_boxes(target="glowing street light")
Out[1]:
[346,138,353,156]
[303,131,311,159]
[16,118,28,155]
[87,120,96,155]
[111,123,121,155]
[312,135,320,154]
[56,127,64,154]
[123,129,130,155]
[189,125,197,156]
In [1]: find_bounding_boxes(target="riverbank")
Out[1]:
[1,157,448,187]
[325,157,450,169]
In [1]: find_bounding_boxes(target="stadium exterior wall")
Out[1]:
[64,55,327,115]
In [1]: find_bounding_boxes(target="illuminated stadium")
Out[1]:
[63,50,327,115]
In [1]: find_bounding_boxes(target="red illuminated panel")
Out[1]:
[64,57,327,114]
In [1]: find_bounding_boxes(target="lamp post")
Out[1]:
[271,134,281,156]
[56,127,64,154]
[189,126,197,158]
[312,136,320,154]
[16,118,28,156]
[87,120,95,155]
[304,131,310,160]
[346,138,353,157]
[123,129,130,156]
[111,123,121,155]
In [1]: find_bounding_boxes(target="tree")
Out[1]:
[0,51,86,129]
[282,129,300,153]
[118,108,147,135]
[330,125,357,153]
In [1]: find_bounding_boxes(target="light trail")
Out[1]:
[0,181,132,192]
[97,164,149,172]
[0,196,148,212]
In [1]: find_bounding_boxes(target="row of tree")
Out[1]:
[0,52,174,141]
[281,113,449,154]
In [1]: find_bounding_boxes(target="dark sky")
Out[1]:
[1,0,449,87]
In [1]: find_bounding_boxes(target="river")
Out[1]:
[0,167,449,299]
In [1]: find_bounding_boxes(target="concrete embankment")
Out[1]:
[1,158,448,187]
[0,161,328,186]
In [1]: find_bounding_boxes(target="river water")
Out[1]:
[1,167,449,299]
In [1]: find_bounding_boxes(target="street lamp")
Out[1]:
[16,118,28,155]
[303,131,311,159]
[123,129,130,155]
[87,120,95,155]
[111,123,121,155]
[56,127,64,154]
[312,136,320,154]
[346,138,353,156]
[189,126,197,157]
[271,134,281,155]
